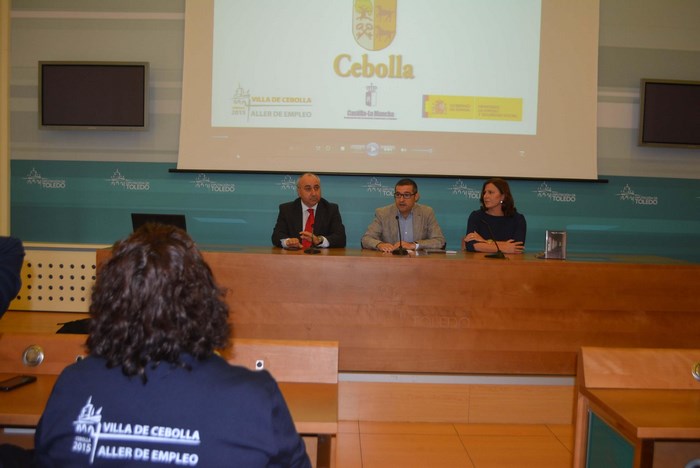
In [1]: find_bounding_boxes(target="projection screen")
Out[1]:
[177,0,599,180]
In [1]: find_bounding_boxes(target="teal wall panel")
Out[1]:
[7,1,700,260]
[11,161,700,262]
[586,412,634,468]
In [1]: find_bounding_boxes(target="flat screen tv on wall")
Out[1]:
[638,78,700,149]
[39,61,149,130]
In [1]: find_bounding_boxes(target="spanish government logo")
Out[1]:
[353,0,397,51]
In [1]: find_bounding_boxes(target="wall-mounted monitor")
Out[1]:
[39,61,149,131]
[638,78,700,149]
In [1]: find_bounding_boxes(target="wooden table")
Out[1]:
[0,374,337,468]
[0,375,58,427]
[580,388,700,467]
[573,347,700,468]
[584,388,700,439]
[95,247,700,376]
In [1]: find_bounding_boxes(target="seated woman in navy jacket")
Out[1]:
[35,224,311,467]
[464,178,526,254]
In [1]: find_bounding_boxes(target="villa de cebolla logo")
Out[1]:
[353,0,397,51]
[334,0,413,80]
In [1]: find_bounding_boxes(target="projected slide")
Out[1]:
[178,0,600,180]
[211,0,541,135]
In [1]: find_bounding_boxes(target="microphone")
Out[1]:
[392,215,409,256]
[304,223,320,254]
[481,219,506,259]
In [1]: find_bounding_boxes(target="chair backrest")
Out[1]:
[0,333,341,385]
[222,338,339,384]
[578,346,700,390]
[10,245,98,312]
[0,332,88,375]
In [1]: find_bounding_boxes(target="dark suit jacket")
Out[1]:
[271,198,346,248]
[0,236,24,317]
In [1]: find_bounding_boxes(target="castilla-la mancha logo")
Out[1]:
[353,0,397,51]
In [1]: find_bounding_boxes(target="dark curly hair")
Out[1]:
[480,177,518,217]
[87,223,231,381]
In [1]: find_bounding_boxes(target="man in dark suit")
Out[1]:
[271,173,347,249]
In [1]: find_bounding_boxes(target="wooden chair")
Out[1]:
[0,334,340,468]
[0,332,87,375]
[0,332,88,448]
[223,338,338,383]
[222,338,339,468]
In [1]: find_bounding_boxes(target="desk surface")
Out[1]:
[0,374,338,436]
[30,248,699,376]
[194,247,694,265]
[0,374,58,427]
[583,388,700,440]
[199,248,699,375]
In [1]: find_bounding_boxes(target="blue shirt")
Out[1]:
[397,211,415,243]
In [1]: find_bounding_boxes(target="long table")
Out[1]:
[96,248,700,376]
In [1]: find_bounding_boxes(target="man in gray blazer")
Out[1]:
[361,178,445,252]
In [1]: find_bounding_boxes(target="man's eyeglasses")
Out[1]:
[394,192,416,199]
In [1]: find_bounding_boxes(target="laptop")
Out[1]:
[131,213,187,232]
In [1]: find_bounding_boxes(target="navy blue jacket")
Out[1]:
[464,209,527,252]
[35,354,311,467]
[0,236,24,317]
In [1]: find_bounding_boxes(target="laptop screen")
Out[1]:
[131,213,187,232]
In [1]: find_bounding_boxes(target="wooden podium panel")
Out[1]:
[97,248,700,376]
